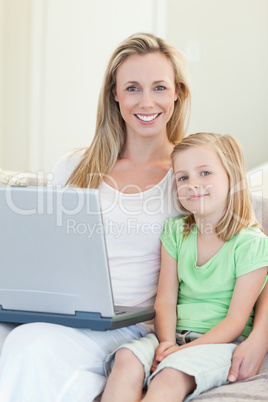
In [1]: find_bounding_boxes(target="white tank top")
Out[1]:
[51,151,181,309]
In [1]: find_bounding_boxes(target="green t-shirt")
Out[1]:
[161,217,268,337]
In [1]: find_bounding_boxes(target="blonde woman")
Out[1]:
[0,32,190,402]
[0,34,267,401]
[101,133,268,402]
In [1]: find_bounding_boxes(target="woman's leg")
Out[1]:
[0,322,143,402]
[143,368,195,402]
[0,323,18,354]
[101,348,144,402]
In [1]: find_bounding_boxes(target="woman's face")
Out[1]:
[113,52,178,141]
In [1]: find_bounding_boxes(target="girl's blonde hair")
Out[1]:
[172,132,262,241]
[67,32,191,188]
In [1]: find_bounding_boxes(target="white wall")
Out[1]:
[0,0,3,166]
[1,0,31,170]
[166,0,268,170]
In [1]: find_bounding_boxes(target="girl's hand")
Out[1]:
[161,344,182,359]
[151,341,175,373]
[228,333,268,382]
[159,342,193,360]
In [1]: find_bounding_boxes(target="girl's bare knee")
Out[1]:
[113,348,144,380]
[150,368,196,399]
[114,348,136,366]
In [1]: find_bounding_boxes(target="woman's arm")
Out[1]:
[151,245,179,370]
[161,267,267,358]
[228,279,268,382]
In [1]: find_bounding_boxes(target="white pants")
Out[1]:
[0,322,146,402]
[0,323,19,352]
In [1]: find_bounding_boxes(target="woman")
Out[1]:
[0,33,266,401]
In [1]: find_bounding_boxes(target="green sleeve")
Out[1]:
[160,217,184,260]
[235,228,268,277]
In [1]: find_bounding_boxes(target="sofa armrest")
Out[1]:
[0,169,48,187]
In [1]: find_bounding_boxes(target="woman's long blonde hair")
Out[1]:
[172,132,262,241]
[67,32,191,188]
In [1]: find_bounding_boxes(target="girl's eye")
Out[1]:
[155,85,165,91]
[201,171,210,176]
[178,176,188,182]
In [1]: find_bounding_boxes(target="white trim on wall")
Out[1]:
[28,0,46,171]
[0,0,4,167]
[153,0,168,38]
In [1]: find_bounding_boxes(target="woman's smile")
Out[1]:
[135,113,162,123]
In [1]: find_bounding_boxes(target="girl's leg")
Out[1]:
[101,348,144,402]
[0,322,143,402]
[142,368,195,402]
[146,343,238,401]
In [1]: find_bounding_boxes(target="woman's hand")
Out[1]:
[228,333,268,382]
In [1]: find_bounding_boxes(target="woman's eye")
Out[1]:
[201,171,210,176]
[155,85,165,91]
[126,86,138,92]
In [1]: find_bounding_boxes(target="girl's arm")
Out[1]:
[161,267,267,358]
[228,280,268,382]
[151,245,179,370]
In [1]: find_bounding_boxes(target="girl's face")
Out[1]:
[173,145,230,220]
[113,52,178,140]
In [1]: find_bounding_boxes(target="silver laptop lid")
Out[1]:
[0,186,115,317]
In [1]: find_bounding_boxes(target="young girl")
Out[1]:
[101,132,268,402]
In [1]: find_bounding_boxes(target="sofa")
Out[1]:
[1,168,268,401]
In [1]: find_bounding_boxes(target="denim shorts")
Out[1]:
[104,331,245,401]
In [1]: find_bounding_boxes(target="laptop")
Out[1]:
[0,186,155,330]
